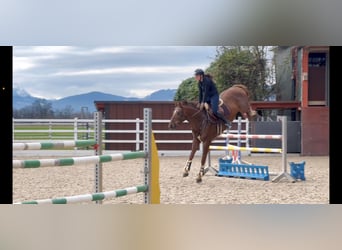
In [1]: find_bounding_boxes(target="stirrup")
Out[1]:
[225,122,232,129]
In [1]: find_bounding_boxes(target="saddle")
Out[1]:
[206,99,230,123]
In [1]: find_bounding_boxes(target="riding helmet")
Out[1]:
[194,69,204,76]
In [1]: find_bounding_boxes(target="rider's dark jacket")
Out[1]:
[198,76,219,104]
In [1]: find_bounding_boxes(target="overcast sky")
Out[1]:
[13,46,218,99]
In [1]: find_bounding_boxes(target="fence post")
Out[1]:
[86,122,89,140]
[94,111,103,203]
[49,120,52,140]
[246,118,251,156]
[237,117,242,161]
[74,117,78,149]
[272,116,296,183]
[136,118,140,151]
[143,108,152,204]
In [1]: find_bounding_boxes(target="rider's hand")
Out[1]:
[204,103,209,110]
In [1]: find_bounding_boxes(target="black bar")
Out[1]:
[329,46,340,204]
[0,46,13,204]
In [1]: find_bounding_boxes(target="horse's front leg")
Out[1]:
[196,141,210,183]
[183,137,200,177]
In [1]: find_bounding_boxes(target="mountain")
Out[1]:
[143,89,177,101]
[13,88,43,109]
[13,88,177,112]
[51,91,140,112]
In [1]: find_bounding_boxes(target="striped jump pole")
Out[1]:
[218,134,282,140]
[14,109,160,204]
[13,140,96,150]
[14,185,148,204]
[210,145,282,153]
[209,116,295,183]
[13,151,147,168]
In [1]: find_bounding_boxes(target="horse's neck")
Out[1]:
[184,107,205,129]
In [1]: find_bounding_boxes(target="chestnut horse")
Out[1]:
[168,84,256,183]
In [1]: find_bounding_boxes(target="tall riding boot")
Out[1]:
[215,112,231,129]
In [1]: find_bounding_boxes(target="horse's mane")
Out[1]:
[177,100,198,109]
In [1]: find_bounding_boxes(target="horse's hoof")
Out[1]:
[183,172,189,177]
[196,177,202,183]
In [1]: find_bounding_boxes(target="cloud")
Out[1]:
[13,56,36,71]
[128,89,156,98]
[52,65,197,76]
[13,46,217,99]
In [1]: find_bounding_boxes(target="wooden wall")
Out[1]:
[301,107,329,156]
[97,101,193,150]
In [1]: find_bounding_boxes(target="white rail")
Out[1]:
[13,117,250,151]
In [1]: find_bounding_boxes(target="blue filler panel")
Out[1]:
[289,161,306,181]
[218,158,269,181]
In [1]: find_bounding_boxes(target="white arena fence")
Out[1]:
[13,117,250,152]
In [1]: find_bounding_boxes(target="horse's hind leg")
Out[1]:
[183,137,200,177]
[239,101,256,119]
[248,106,257,118]
[242,107,256,120]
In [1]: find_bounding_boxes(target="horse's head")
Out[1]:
[168,101,202,129]
[168,101,187,129]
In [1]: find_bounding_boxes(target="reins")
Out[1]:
[191,108,203,118]
[183,106,208,134]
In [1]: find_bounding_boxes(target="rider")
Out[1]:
[194,68,231,128]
